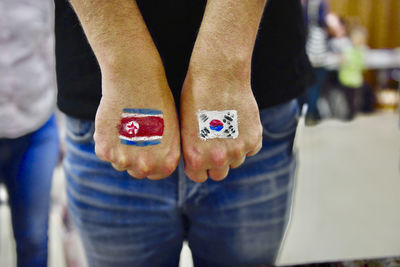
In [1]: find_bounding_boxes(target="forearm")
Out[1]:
[69,0,163,79]
[190,0,268,79]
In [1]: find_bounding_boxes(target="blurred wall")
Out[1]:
[328,0,400,49]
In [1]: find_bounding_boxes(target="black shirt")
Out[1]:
[54,0,312,120]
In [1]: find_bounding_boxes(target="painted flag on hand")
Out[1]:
[118,109,164,146]
[197,110,238,140]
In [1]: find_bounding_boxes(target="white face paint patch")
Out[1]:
[197,110,238,140]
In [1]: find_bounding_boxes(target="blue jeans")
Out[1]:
[305,67,327,119]
[0,115,59,267]
[64,100,299,267]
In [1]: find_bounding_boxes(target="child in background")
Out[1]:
[338,25,368,120]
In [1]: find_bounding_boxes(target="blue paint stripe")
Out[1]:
[120,139,161,146]
[122,108,162,115]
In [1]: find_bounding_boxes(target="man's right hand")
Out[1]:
[67,0,181,180]
[94,66,181,180]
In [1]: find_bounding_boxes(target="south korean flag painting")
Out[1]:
[197,110,238,140]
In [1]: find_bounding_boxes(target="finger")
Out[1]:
[147,174,165,180]
[230,155,246,169]
[127,169,147,179]
[95,145,114,162]
[147,173,169,180]
[185,167,208,183]
[127,158,152,179]
[208,166,230,181]
[147,160,179,180]
[247,142,262,157]
[113,153,132,170]
[111,163,126,172]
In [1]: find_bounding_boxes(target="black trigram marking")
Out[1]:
[225,124,235,135]
[200,127,210,138]
[200,114,208,122]
[224,115,233,122]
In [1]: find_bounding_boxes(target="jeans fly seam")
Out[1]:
[177,159,186,208]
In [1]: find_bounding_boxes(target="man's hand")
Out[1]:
[69,0,180,179]
[180,0,266,182]
[181,67,262,182]
[95,67,181,179]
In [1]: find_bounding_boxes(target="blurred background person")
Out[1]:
[0,0,59,266]
[301,0,330,125]
[324,14,371,120]
[337,25,368,120]
[326,13,352,54]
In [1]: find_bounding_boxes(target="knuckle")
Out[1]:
[232,148,242,158]
[249,126,262,143]
[95,145,108,161]
[167,149,181,167]
[248,136,261,150]
[231,156,246,169]
[136,169,149,178]
[247,142,262,157]
[116,156,129,168]
[162,162,177,177]
[157,150,180,177]
[255,128,263,141]
[111,163,124,172]
[210,149,227,167]
[93,131,100,143]
[173,149,181,163]
[93,131,109,148]
[232,142,245,158]
[184,151,203,171]
[137,165,150,177]
[130,156,150,177]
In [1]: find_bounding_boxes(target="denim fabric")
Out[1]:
[64,100,299,267]
[305,67,327,119]
[0,114,59,267]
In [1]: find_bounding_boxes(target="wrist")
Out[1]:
[188,34,253,85]
[187,52,252,87]
[99,44,163,74]
[101,54,170,97]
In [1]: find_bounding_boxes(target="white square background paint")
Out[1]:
[197,110,238,140]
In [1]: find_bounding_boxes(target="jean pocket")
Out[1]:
[261,99,299,140]
[66,116,95,144]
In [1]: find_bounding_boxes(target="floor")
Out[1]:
[276,111,400,265]
[0,111,399,266]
